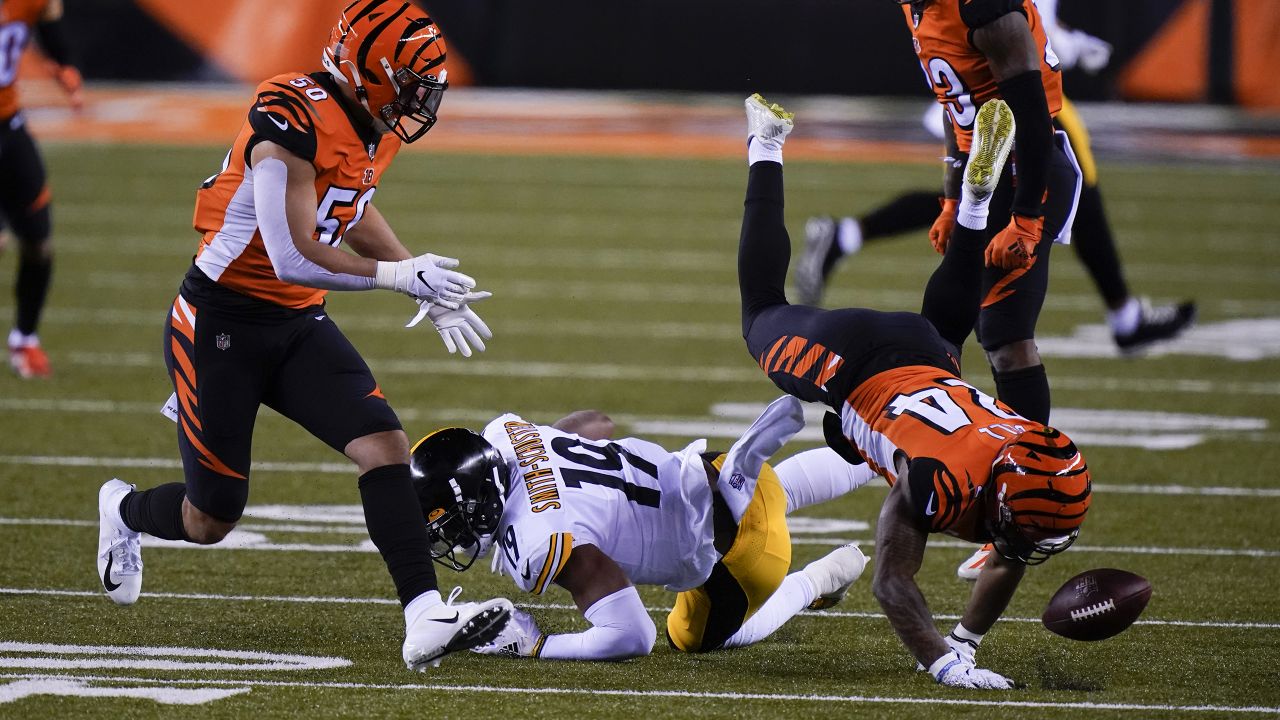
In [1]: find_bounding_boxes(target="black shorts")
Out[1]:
[973,132,1082,350]
[0,114,51,243]
[745,304,959,408]
[164,268,401,522]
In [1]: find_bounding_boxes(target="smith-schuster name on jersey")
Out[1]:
[193,72,401,309]
[482,414,718,594]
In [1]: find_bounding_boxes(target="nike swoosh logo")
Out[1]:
[925,492,938,516]
[415,271,440,294]
[314,315,326,321]
[521,563,532,582]
[102,554,122,592]
[268,113,289,132]
[428,612,460,623]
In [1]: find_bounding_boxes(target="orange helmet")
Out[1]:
[987,426,1091,565]
[321,0,449,143]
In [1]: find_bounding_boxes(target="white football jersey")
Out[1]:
[482,413,718,594]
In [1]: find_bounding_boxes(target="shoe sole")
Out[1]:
[406,603,512,671]
[965,100,1015,200]
[748,93,794,123]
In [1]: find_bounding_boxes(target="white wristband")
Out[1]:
[374,260,400,292]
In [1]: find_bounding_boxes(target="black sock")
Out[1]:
[120,482,190,541]
[739,161,790,335]
[920,224,987,348]
[860,191,939,242]
[993,364,1050,425]
[15,254,52,336]
[1072,184,1129,310]
[359,464,438,608]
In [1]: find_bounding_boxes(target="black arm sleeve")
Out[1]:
[958,0,1024,29]
[998,69,1053,217]
[34,19,73,67]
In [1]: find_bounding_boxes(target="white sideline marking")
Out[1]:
[57,353,1280,399]
[3,514,1279,558]
[0,643,349,672]
[3,588,1279,631]
[0,678,248,705]
[0,672,1276,715]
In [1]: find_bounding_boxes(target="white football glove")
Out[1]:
[915,631,978,671]
[406,291,493,357]
[1074,31,1113,74]
[471,607,544,658]
[375,253,475,309]
[928,650,1016,690]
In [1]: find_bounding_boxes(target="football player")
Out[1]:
[0,0,83,377]
[94,0,511,671]
[739,94,1091,689]
[793,0,1195,356]
[409,399,875,661]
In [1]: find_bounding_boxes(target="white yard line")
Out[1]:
[0,672,1275,714]
[2,587,1279,632]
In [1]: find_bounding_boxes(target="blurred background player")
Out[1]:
[739,94,1091,689]
[795,0,1195,355]
[410,399,872,661]
[0,0,83,377]
[94,0,510,671]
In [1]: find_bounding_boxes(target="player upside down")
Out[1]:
[737,94,1091,690]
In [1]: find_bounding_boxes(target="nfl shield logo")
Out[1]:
[215,333,231,351]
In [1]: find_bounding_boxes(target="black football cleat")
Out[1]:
[1114,299,1197,354]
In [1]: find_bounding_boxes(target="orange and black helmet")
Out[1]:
[987,426,1091,565]
[321,0,449,143]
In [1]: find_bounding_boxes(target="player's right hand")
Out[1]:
[928,650,1016,690]
[929,197,958,255]
[471,607,544,658]
[984,215,1041,269]
[375,253,475,308]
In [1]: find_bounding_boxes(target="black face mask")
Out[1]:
[988,504,1079,565]
[425,482,502,572]
[382,67,448,144]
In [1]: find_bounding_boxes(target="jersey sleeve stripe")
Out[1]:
[532,532,573,595]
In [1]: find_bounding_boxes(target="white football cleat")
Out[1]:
[403,587,513,671]
[804,543,868,610]
[745,93,794,149]
[97,479,143,605]
[957,543,993,581]
[964,99,1015,202]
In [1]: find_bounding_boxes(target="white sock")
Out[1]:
[721,572,817,648]
[1108,297,1141,335]
[837,218,863,255]
[956,185,991,231]
[774,447,876,515]
[951,622,985,646]
[403,589,444,628]
[7,329,36,349]
[748,137,784,166]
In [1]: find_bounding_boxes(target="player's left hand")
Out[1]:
[1072,31,1113,74]
[929,197,958,255]
[472,607,544,658]
[407,291,493,357]
[984,215,1041,269]
[55,65,84,111]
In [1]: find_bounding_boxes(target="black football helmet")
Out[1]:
[409,427,507,571]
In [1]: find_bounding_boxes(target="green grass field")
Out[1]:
[1,141,1278,718]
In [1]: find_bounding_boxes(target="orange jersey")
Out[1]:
[192,72,401,309]
[903,0,1062,152]
[0,0,49,118]
[839,365,1035,539]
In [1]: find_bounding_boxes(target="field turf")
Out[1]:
[0,141,1278,718]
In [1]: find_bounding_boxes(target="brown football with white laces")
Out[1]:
[1042,568,1152,641]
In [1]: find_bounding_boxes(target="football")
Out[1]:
[1042,568,1152,641]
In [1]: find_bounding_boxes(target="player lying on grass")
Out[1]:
[736,94,1092,689]
[407,397,873,660]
